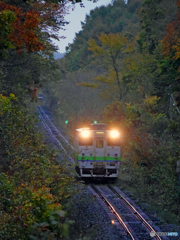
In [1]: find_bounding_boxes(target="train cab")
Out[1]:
[74,123,121,178]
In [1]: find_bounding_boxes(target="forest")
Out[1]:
[0,0,180,239]
[44,0,180,224]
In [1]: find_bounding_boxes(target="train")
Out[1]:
[74,123,121,178]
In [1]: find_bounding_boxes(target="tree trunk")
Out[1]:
[114,63,121,100]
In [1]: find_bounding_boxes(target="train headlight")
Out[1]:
[81,130,90,138]
[110,130,120,138]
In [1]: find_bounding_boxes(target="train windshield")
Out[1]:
[96,139,104,148]
[79,137,93,146]
[107,138,120,146]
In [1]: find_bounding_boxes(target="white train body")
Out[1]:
[74,123,121,178]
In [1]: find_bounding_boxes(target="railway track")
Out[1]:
[89,185,169,240]
[108,186,163,240]
[37,107,173,240]
[90,185,135,240]
[37,106,75,165]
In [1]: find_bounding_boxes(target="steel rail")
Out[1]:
[108,186,162,240]
[38,106,75,151]
[37,106,75,165]
[91,185,136,240]
[37,108,66,151]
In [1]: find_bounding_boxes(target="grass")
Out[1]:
[115,178,180,226]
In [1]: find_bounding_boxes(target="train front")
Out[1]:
[75,123,121,178]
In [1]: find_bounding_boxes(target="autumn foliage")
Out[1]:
[0,2,43,52]
[0,1,66,53]
[162,0,180,62]
[0,94,76,239]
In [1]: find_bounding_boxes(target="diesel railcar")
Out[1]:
[74,123,121,178]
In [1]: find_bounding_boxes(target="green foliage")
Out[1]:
[0,94,77,239]
[103,95,180,217]
[0,9,16,58]
[88,33,128,100]
[121,136,179,214]
[43,0,180,221]
[76,82,99,88]
[0,0,69,98]
[168,120,179,131]
[138,0,177,53]
[137,0,179,101]
[63,0,142,72]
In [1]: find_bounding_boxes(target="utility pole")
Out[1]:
[170,94,180,119]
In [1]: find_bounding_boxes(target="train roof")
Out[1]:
[75,123,108,132]
[90,123,108,130]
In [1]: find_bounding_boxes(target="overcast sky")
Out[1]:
[53,0,114,53]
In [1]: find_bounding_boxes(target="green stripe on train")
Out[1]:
[77,156,121,161]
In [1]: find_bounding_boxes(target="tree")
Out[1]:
[153,0,180,98]
[0,2,43,55]
[0,1,69,56]
[63,0,142,73]
[137,0,177,54]
[88,33,128,100]
[162,0,180,62]
[0,0,68,98]
[0,93,77,239]
[0,9,16,58]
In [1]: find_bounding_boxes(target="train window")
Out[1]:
[79,137,93,146]
[107,138,120,146]
[96,140,104,148]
